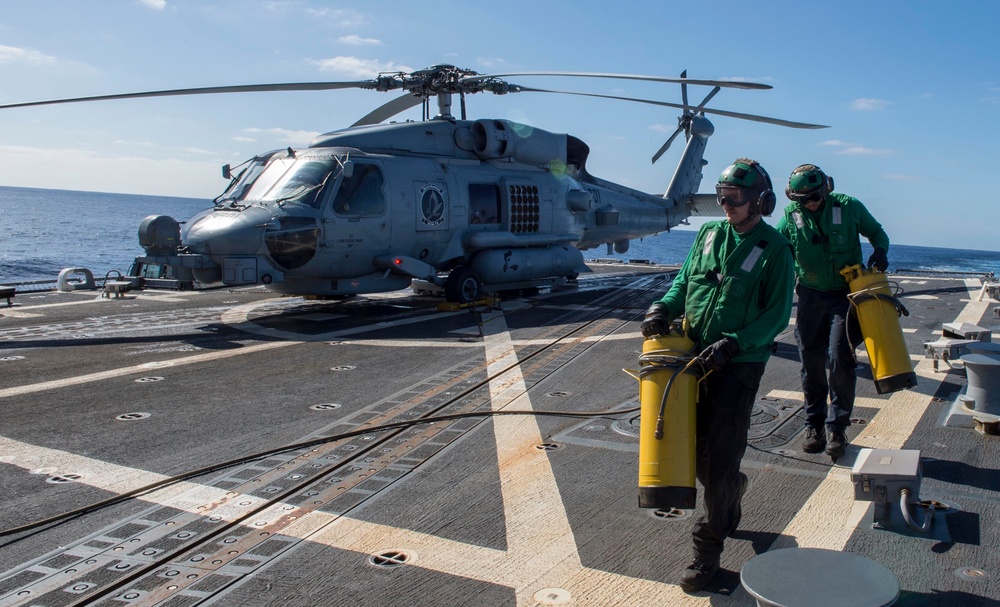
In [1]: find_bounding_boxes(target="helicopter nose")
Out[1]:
[183,206,273,256]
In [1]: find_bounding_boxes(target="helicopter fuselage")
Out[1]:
[134,117,698,301]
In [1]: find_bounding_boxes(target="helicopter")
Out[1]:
[0,65,826,302]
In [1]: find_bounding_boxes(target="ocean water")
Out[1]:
[582,229,1000,276]
[0,186,210,284]
[1,185,998,284]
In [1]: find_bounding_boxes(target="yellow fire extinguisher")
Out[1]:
[840,264,918,394]
[636,324,700,509]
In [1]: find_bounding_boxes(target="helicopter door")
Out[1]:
[324,161,391,276]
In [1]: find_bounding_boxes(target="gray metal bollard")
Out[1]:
[56,267,96,292]
[960,349,1000,417]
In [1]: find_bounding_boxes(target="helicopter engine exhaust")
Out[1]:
[468,119,568,167]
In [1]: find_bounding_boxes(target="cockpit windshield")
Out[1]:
[220,154,346,211]
[215,154,274,205]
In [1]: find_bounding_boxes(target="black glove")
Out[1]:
[640,302,671,338]
[867,247,888,272]
[696,337,740,372]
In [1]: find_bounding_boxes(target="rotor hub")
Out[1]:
[370,65,520,98]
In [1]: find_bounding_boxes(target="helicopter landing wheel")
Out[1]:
[445,266,481,303]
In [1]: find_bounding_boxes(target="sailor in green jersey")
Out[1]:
[640,159,794,592]
[775,164,890,459]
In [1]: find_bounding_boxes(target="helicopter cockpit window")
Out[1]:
[264,158,339,210]
[469,183,500,226]
[331,162,386,217]
[242,156,298,203]
[217,155,272,205]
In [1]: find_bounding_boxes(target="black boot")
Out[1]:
[826,429,848,458]
[679,557,720,592]
[801,426,826,454]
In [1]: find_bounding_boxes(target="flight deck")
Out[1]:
[1,265,998,606]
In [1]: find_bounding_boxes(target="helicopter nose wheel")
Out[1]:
[445,266,481,304]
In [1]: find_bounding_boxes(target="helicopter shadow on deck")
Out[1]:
[0,324,278,352]
[232,279,653,342]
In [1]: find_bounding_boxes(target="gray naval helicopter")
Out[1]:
[2,65,826,302]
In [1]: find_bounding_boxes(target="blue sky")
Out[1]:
[0,0,997,251]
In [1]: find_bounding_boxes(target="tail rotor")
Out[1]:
[651,70,721,165]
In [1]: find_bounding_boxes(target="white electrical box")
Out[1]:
[851,448,921,503]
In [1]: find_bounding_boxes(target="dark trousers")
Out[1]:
[794,284,858,432]
[691,361,764,562]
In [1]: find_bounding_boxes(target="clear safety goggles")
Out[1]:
[715,186,751,207]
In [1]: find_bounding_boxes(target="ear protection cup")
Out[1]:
[758,190,777,216]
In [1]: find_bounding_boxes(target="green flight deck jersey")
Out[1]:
[656,219,795,363]
[775,192,890,292]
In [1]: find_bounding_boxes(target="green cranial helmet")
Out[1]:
[786,164,834,202]
[716,158,776,216]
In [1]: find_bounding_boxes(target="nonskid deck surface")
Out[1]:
[0,269,997,606]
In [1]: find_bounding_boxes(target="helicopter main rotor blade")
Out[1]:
[462,71,771,90]
[351,93,424,127]
[0,81,376,110]
[515,86,829,129]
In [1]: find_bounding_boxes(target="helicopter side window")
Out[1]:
[469,183,500,226]
[332,162,386,217]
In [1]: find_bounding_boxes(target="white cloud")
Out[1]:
[721,76,774,84]
[850,98,891,111]
[264,1,296,11]
[232,136,256,143]
[477,57,507,68]
[180,147,216,155]
[649,124,678,134]
[0,44,57,65]
[310,56,413,78]
[837,146,892,156]
[243,127,320,145]
[0,144,221,198]
[137,0,167,9]
[114,139,156,148]
[303,7,367,27]
[821,139,893,156]
[339,35,382,46]
[260,2,366,26]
